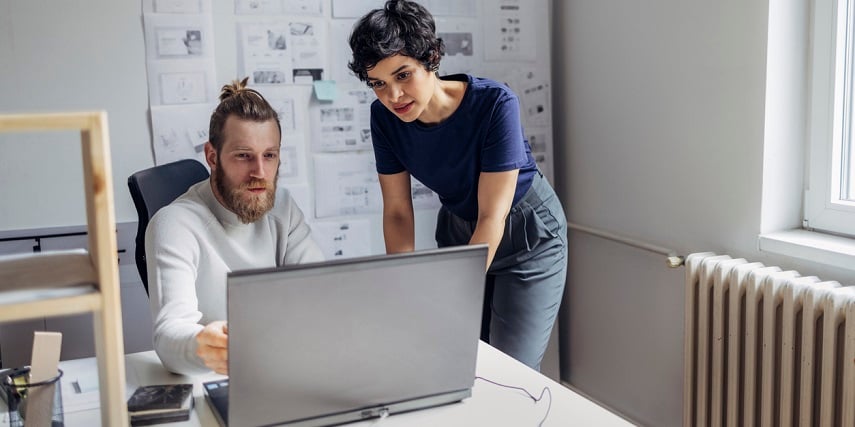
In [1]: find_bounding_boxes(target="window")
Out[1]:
[805,0,855,236]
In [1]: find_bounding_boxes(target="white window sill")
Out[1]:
[758,229,855,271]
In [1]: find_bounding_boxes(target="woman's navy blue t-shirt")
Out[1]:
[370,74,537,221]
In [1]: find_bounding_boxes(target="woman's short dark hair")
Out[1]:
[348,0,445,82]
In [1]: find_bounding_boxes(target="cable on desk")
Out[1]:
[475,376,552,426]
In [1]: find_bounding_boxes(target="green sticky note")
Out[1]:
[313,80,337,102]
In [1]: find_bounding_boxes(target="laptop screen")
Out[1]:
[225,245,487,427]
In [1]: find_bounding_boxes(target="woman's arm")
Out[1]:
[470,169,519,269]
[378,171,416,254]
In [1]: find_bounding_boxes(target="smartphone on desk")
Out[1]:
[202,378,229,427]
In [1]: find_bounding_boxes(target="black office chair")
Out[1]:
[128,159,209,295]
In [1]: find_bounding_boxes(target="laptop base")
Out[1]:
[203,379,471,427]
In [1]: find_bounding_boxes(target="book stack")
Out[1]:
[127,383,194,426]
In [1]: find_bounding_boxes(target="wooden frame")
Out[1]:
[0,111,128,426]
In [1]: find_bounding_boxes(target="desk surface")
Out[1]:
[55,342,633,426]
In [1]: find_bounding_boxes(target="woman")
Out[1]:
[349,0,567,371]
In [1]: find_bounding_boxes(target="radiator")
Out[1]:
[683,253,855,427]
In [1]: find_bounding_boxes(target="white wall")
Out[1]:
[0,0,153,230]
[553,1,855,426]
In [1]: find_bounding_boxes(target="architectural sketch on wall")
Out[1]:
[527,129,553,183]
[239,19,328,85]
[311,88,375,152]
[255,84,314,134]
[235,0,285,15]
[145,0,209,15]
[143,12,217,106]
[238,22,292,85]
[436,17,481,76]
[150,103,215,166]
[142,0,217,139]
[308,218,371,259]
[283,0,324,16]
[483,0,536,62]
[144,14,214,60]
[269,97,296,133]
[279,133,309,184]
[313,153,382,218]
[517,69,551,128]
[155,68,213,104]
[235,0,323,15]
[288,19,328,83]
[328,19,361,86]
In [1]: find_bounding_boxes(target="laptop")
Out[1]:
[204,244,488,427]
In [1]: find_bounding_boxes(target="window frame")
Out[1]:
[805,0,855,237]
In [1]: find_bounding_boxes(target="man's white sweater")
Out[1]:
[145,180,323,374]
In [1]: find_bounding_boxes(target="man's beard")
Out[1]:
[214,166,276,224]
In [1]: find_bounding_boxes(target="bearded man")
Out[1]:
[146,78,323,375]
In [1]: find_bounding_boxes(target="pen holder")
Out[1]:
[1,367,64,427]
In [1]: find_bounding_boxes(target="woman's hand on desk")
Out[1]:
[197,320,229,374]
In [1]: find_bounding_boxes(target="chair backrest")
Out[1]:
[128,159,209,294]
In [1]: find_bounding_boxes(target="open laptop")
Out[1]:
[203,244,488,427]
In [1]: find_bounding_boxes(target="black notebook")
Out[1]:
[127,383,194,426]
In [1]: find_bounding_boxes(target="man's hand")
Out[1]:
[196,320,229,374]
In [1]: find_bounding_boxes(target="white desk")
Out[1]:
[54,342,633,426]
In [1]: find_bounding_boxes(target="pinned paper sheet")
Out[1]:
[313,80,337,102]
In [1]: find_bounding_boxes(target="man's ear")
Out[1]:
[204,142,217,170]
